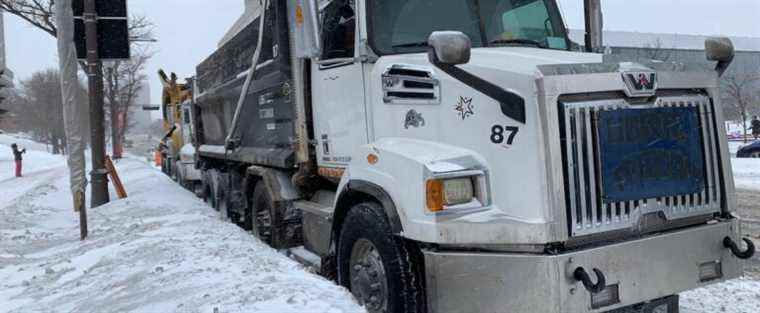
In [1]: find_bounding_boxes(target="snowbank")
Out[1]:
[732,158,760,191]
[0,146,363,313]
[0,134,66,183]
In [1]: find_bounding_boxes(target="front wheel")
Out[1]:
[337,202,425,313]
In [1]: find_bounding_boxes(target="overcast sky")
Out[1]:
[3,0,760,110]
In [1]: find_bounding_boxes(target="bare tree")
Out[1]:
[1,0,156,155]
[14,69,67,153]
[722,72,760,142]
[0,0,56,36]
[104,48,153,158]
[636,38,673,62]
[0,0,155,41]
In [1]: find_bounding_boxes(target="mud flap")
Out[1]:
[246,166,303,249]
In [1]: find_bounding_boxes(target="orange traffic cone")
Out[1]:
[154,150,162,167]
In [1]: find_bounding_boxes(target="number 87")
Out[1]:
[491,125,519,145]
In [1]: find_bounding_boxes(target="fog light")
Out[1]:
[698,261,723,282]
[590,284,619,309]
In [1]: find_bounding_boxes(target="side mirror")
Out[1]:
[428,31,471,65]
[705,37,735,77]
[288,0,322,58]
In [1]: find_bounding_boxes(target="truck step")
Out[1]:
[286,246,322,269]
[293,200,334,221]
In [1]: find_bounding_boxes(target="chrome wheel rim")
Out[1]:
[349,239,388,313]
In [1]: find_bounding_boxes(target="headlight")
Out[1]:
[426,177,475,212]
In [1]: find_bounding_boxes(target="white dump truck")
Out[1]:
[191,0,755,312]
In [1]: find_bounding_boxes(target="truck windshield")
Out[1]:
[368,0,569,55]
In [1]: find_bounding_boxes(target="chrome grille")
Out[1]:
[562,96,722,237]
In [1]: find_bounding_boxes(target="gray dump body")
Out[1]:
[195,1,299,169]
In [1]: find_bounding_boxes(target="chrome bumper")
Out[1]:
[423,220,742,313]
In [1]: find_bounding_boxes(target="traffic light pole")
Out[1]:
[84,0,110,208]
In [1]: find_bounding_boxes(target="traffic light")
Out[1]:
[72,0,130,60]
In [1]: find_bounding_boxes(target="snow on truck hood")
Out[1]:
[463,47,603,75]
[382,47,603,76]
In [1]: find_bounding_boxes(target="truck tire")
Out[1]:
[337,202,425,313]
[203,179,218,210]
[250,182,274,245]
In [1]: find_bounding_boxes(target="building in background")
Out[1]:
[0,9,13,85]
[1,9,17,130]
[568,30,760,122]
[129,81,153,133]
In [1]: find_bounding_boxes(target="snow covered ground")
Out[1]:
[0,137,363,313]
[0,134,758,313]
[728,141,760,190]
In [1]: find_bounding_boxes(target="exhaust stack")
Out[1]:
[584,0,603,52]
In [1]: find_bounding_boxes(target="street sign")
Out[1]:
[74,19,130,60]
[72,0,130,60]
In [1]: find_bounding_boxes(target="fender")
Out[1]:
[337,138,489,243]
[245,165,300,203]
[335,180,403,234]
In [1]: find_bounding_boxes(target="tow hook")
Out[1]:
[573,267,606,293]
[723,236,756,259]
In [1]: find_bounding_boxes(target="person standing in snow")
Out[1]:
[11,143,26,177]
[749,116,760,140]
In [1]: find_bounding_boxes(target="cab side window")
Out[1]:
[321,0,356,60]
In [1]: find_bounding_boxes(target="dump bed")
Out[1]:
[194,1,297,169]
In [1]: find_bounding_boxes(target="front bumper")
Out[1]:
[423,220,742,313]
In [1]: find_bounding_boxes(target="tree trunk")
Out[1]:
[106,67,123,159]
[111,105,120,158]
[742,104,748,143]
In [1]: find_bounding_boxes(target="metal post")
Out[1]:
[584,0,603,53]
[84,0,110,207]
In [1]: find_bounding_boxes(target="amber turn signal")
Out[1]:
[367,154,379,165]
[426,179,445,212]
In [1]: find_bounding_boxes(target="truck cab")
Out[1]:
[158,70,201,190]
[193,1,755,312]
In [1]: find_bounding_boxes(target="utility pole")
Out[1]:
[84,0,110,207]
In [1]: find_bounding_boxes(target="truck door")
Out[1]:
[311,0,368,167]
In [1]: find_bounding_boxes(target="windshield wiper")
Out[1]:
[489,38,545,48]
[392,41,429,48]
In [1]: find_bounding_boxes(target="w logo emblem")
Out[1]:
[626,73,656,90]
[622,71,657,97]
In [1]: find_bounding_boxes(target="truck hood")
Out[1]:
[462,47,603,76]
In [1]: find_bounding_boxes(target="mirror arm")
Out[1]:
[715,54,734,77]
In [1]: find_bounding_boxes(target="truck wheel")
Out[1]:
[250,182,274,245]
[337,202,425,313]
